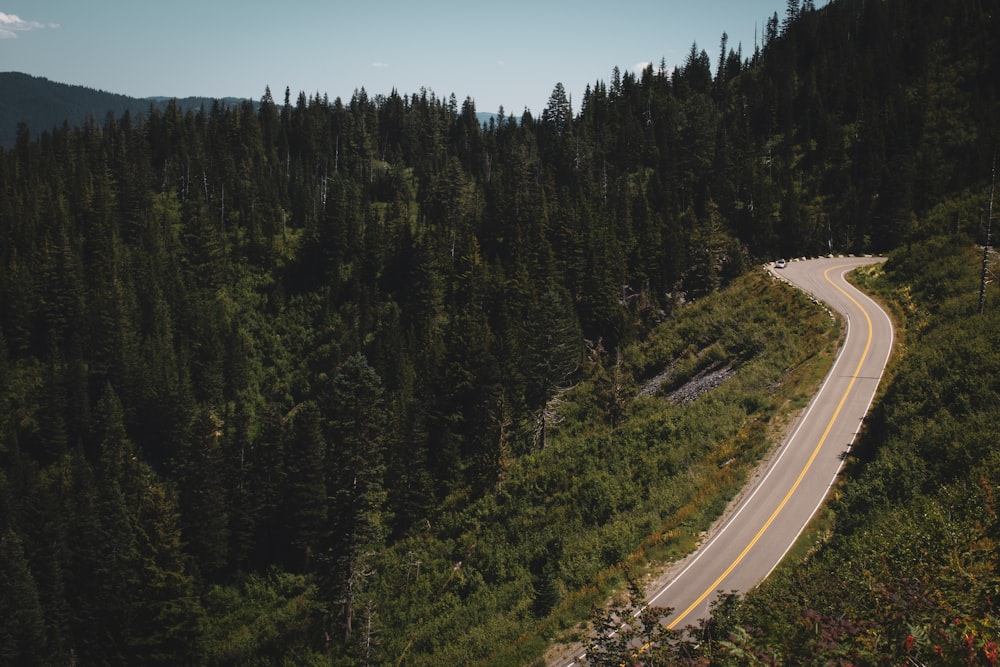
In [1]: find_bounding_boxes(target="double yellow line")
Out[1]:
[665,265,875,629]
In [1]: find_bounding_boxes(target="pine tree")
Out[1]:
[524,287,583,449]
[320,353,389,642]
[131,480,205,664]
[784,0,800,33]
[12,458,73,662]
[283,401,328,570]
[175,407,230,577]
[93,383,132,483]
[716,32,730,88]
[0,529,47,664]
[87,481,140,663]
[244,405,288,569]
[542,82,572,137]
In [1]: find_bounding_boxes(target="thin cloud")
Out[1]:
[633,61,652,75]
[0,11,59,38]
[371,62,389,69]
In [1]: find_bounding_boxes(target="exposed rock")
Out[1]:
[663,362,735,405]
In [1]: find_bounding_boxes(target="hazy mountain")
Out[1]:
[0,72,251,148]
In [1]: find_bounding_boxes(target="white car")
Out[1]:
[775,259,786,269]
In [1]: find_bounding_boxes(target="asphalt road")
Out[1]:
[643,256,895,629]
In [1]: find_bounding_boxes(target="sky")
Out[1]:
[1,1,828,116]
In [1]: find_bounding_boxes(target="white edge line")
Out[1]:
[759,266,894,581]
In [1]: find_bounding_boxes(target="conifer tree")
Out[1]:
[524,287,583,448]
[283,401,328,570]
[131,481,205,664]
[0,529,47,664]
[784,0,801,32]
[542,82,573,137]
[176,407,230,576]
[321,353,389,641]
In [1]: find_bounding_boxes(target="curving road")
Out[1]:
[643,256,894,629]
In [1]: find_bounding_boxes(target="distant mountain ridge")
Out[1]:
[0,72,252,148]
[0,72,504,148]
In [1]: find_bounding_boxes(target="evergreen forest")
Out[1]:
[1,0,998,664]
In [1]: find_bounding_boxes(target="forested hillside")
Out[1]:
[0,0,997,664]
[0,72,251,150]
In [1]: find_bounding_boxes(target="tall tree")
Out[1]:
[524,287,583,449]
[131,480,205,664]
[320,353,389,644]
[0,529,47,664]
[283,401,328,570]
[175,407,230,577]
[542,82,573,137]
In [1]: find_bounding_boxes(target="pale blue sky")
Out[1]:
[2,1,826,115]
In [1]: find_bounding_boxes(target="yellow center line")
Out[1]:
[666,265,875,629]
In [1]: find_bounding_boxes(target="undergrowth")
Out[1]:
[373,267,846,666]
